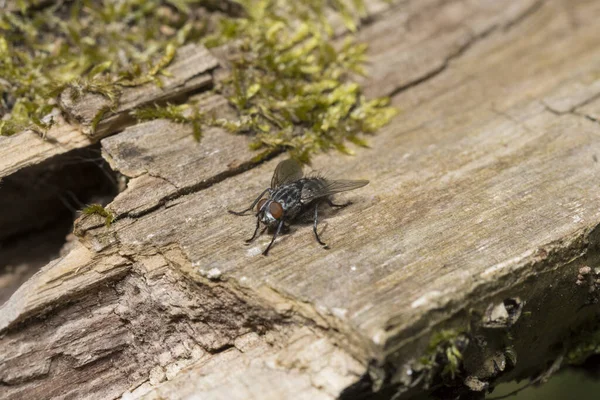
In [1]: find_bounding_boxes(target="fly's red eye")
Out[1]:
[257,198,267,212]
[269,202,283,219]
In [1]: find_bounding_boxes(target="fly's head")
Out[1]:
[256,197,284,227]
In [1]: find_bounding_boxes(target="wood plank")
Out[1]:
[0,245,360,400]
[4,1,600,399]
[0,0,391,181]
[0,117,91,179]
[136,327,364,400]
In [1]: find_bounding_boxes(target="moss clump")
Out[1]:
[207,0,397,163]
[566,327,600,365]
[419,329,469,381]
[82,204,115,227]
[0,0,207,136]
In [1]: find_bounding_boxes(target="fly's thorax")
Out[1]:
[276,184,305,215]
[258,183,303,222]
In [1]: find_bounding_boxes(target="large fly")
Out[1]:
[229,159,369,256]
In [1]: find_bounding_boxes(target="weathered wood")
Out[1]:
[3,0,600,399]
[58,44,218,139]
[0,117,91,180]
[0,0,389,181]
[133,327,364,400]
[0,44,218,180]
[98,93,254,218]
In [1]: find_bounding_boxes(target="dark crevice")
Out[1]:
[0,144,120,304]
[339,361,405,400]
[0,219,73,305]
[206,343,235,355]
[0,144,118,241]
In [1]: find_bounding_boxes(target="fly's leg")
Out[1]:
[263,218,285,256]
[245,217,264,243]
[326,198,351,208]
[313,203,327,247]
[228,188,270,216]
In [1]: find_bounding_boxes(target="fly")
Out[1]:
[229,159,369,256]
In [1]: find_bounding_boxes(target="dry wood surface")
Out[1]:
[3,0,600,399]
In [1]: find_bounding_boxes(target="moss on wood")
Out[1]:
[1,0,395,163]
[82,204,115,227]
[0,0,207,136]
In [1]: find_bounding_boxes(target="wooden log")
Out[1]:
[3,0,600,399]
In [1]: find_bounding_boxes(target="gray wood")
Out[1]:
[3,0,600,399]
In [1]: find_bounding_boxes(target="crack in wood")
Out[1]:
[386,0,546,99]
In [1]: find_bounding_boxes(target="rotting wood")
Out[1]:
[0,44,218,180]
[57,44,218,139]
[4,0,600,399]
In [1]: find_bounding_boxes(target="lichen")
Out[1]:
[82,204,115,227]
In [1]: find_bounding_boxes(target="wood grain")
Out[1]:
[4,0,600,399]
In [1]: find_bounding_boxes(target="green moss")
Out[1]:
[566,327,600,365]
[207,0,397,163]
[419,329,467,380]
[132,103,205,141]
[0,0,206,136]
[82,204,115,227]
[3,0,396,164]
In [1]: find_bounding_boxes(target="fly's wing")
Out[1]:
[301,178,369,203]
[271,159,304,188]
